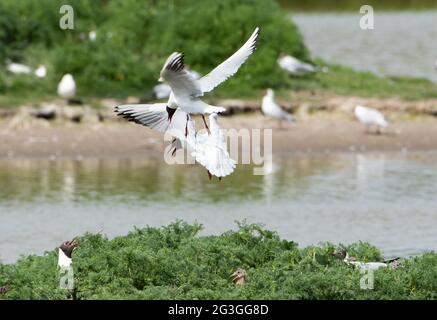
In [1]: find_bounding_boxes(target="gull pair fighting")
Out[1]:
[116,27,260,178]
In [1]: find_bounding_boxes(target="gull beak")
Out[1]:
[158,77,164,82]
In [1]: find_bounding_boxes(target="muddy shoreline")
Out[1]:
[1,111,436,159]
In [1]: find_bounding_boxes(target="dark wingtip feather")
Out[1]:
[251,27,260,52]
[166,52,185,72]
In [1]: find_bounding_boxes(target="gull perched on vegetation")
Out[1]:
[6,61,32,74]
[278,55,316,75]
[58,237,78,268]
[354,105,388,134]
[343,252,388,270]
[57,74,76,99]
[261,88,294,128]
[35,65,47,78]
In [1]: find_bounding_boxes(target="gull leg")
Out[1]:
[202,115,211,135]
[207,170,212,180]
[185,115,189,137]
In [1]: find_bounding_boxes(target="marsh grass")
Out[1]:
[0,221,436,300]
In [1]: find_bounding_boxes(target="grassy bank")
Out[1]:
[0,221,436,299]
[2,0,437,109]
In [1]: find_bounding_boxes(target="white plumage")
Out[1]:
[162,27,260,115]
[344,253,387,270]
[192,113,236,178]
[278,55,315,75]
[261,89,294,124]
[57,74,76,99]
[6,62,32,74]
[115,106,236,178]
[35,65,47,78]
[58,248,72,268]
[354,105,388,127]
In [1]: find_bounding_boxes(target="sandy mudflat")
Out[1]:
[0,112,436,159]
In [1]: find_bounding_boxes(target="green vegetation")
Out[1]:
[1,221,436,299]
[1,0,436,108]
[278,63,437,101]
[0,0,308,103]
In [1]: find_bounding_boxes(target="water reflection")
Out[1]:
[1,152,436,263]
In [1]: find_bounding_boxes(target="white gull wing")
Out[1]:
[198,27,260,94]
[160,52,203,98]
[192,115,236,178]
[114,103,171,133]
[58,248,72,268]
[354,105,388,127]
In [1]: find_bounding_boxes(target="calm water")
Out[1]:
[293,11,437,82]
[1,152,436,263]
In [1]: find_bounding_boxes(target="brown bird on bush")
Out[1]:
[0,285,11,295]
[231,268,248,285]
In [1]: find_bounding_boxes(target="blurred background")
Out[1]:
[1,0,437,264]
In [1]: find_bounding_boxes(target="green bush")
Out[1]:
[1,221,436,299]
[0,0,309,98]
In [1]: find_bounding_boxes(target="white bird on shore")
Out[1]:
[261,89,294,128]
[35,65,47,78]
[354,105,388,134]
[58,238,78,268]
[57,74,76,99]
[6,61,32,75]
[278,55,315,75]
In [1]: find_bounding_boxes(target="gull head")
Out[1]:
[231,268,247,285]
[266,88,274,97]
[330,249,347,258]
[59,237,78,258]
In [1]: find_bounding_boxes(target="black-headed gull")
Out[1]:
[57,74,76,99]
[261,89,294,128]
[278,55,315,75]
[161,27,260,128]
[192,113,236,179]
[354,105,388,134]
[115,105,236,178]
[58,238,78,268]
